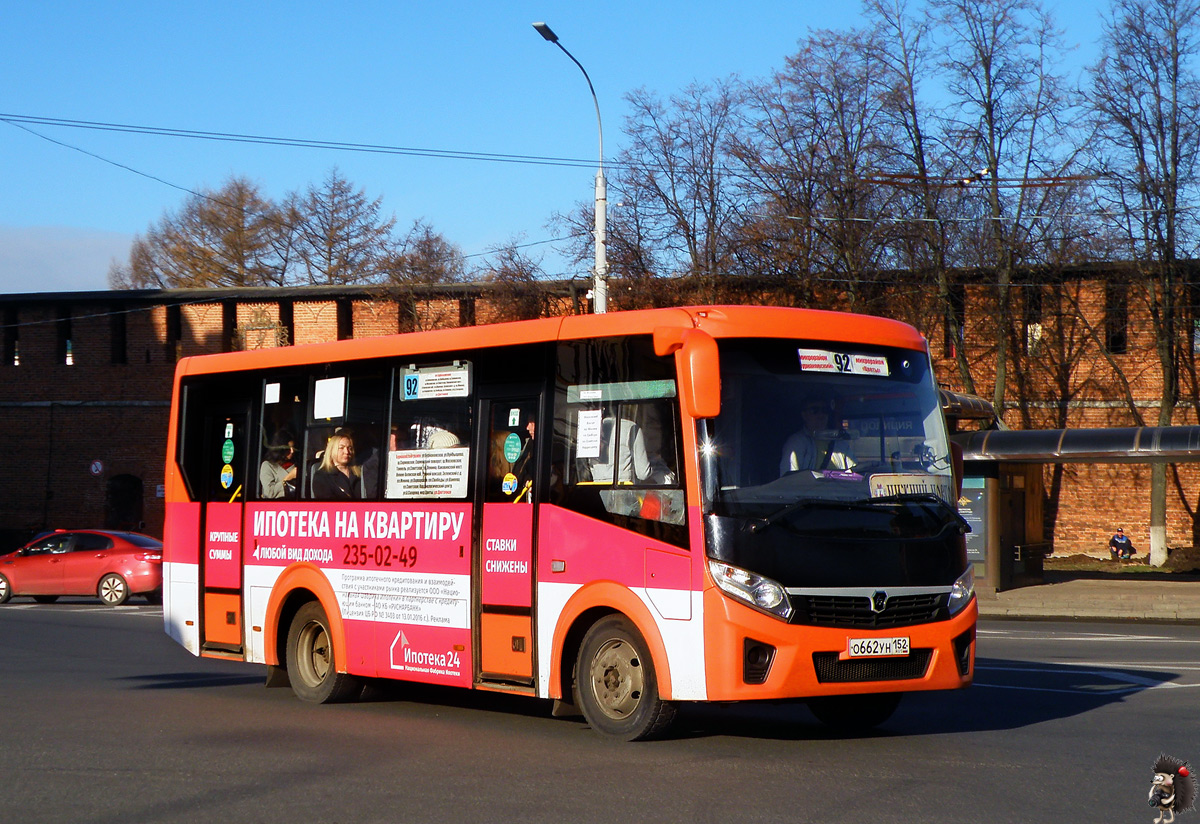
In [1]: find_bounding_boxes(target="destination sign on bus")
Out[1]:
[401,363,471,400]
[869,472,955,505]
[797,348,890,376]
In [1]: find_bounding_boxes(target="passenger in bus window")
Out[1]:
[414,419,460,449]
[259,433,297,499]
[589,416,652,484]
[348,427,382,500]
[780,395,855,474]
[311,433,362,500]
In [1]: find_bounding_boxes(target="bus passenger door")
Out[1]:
[475,396,539,685]
[199,406,250,652]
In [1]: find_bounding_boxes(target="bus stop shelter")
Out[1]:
[951,425,1200,591]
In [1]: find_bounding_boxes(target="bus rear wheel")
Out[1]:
[576,616,676,741]
[286,602,362,704]
[806,692,902,731]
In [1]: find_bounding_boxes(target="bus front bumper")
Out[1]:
[700,586,977,702]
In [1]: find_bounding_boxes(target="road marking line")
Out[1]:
[979,629,1199,644]
[975,664,1200,693]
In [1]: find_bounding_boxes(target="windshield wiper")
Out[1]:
[857,493,970,533]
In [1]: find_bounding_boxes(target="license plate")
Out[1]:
[846,636,910,658]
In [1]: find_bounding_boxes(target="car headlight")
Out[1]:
[708,559,793,621]
[948,566,975,615]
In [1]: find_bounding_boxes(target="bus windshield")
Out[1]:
[701,338,963,588]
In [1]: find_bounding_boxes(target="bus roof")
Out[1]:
[173,304,927,378]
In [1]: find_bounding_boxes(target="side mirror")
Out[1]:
[654,326,721,419]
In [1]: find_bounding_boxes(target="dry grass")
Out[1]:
[1045,548,1200,576]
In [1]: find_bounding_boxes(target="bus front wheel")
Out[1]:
[285,602,362,704]
[576,616,676,741]
[806,692,902,731]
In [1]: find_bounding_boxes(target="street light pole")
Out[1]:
[532,21,608,313]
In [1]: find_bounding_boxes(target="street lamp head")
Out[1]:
[532,22,558,43]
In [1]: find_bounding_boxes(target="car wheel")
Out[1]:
[0,574,10,604]
[98,573,130,606]
[32,595,60,604]
[807,692,902,731]
[285,601,362,704]
[575,615,676,741]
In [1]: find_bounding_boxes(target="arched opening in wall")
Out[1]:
[105,474,144,532]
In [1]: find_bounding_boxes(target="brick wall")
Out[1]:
[930,277,1200,555]
[2,282,1196,556]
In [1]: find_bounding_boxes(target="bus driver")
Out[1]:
[780,395,855,474]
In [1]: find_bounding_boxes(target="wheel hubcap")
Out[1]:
[589,639,644,720]
[100,577,125,603]
[298,621,331,686]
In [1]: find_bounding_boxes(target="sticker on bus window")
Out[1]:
[566,380,677,403]
[797,348,890,376]
[503,432,523,463]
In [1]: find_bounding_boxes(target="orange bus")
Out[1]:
[162,305,975,739]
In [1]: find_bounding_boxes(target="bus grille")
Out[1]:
[812,649,933,683]
[792,593,947,629]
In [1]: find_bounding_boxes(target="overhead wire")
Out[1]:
[0,110,1177,316]
[1,110,1162,238]
[0,112,618,171]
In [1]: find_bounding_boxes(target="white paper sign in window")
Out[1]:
[576,409,603,459]
[386,448,470,499]
[313,376,346,419]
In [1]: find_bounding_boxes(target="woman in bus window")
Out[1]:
[259,433,297,499]
[311,433,362,500]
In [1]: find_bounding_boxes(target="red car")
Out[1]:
[0,530,163,606]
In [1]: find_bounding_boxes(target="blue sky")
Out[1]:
[0,1,1104,294]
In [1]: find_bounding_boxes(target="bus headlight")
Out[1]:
[947,566,975,615]
[708,560,793,621]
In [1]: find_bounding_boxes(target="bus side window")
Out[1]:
[553,337,687,547]
[385,396,472,501]
[557,399,685,530]
[259,377,305,500]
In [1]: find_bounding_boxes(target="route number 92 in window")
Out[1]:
[846,636,910,658]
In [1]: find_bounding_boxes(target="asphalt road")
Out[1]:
[2,600,1198,823]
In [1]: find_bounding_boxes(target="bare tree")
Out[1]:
[863,0,980,389]
[385,219,467,285]
[930,0,1079,412]
[1087,0,1200,563]
[289,168,395,285]
[551,199,670,309]
[109,176,287,288]
[483,242,548,322]
[616,79,744,300]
